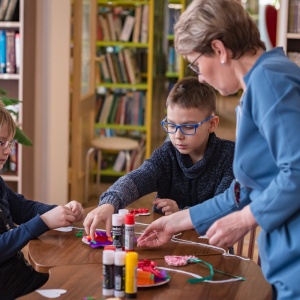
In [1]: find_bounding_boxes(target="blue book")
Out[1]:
[0,30,6,73]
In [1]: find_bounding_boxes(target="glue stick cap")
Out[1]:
[104,245,116,251]
[119,209,129,215]
[112,213,123,226]
[103,249,115,264]
[115,250,126,266]
[125,214,135,225]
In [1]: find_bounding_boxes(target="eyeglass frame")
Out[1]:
[187,53,202,75]
[0,140,16,150]
[161,115,214,136]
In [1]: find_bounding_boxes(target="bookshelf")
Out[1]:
[277,0,300,66]
[69,0,154,202]
[0,0,23,193]
[164,0,186,90]
[94,0,154,176]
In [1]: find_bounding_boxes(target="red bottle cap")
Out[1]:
[125,213,135,225]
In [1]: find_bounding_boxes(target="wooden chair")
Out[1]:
[84,136,139,204]
[236,226,261,266]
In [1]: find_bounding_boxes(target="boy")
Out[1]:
[84,77,235,239]
[0,102,84,299]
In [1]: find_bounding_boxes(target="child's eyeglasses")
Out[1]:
[0,140,16,150]
[161,116,213,136]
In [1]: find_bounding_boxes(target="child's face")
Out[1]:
[0,124,13,171]
[166,104,215,162]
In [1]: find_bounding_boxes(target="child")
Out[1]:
[0,102,84,300]
[84,77,235,239]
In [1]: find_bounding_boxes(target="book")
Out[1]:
[5,30,16,74]
[113,150,126,172]
[106,52,117,83]
[140,5,149,43]
[98,14,111,41]
[15,32,20,73]
[118,50,129,83]
[107,11,117,41]
[0,30,6,73]
[0,0,10,21]
[4,0,18,21]
[120,15,135,42]
[123,48,140,84]
[133,5,142,43]
[99,93,114,124]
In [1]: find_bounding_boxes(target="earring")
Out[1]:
[221,60,225,64]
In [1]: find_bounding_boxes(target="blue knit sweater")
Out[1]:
[100,133,235,212]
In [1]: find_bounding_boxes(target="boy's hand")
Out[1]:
[153,198,180,215]
[83,204,114,239]
[65,200,84,222]
[40,206,76,229]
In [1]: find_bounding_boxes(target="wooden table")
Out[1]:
[18,205,272,300]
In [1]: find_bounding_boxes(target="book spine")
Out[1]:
[0,30,6,73]
[5,30,16,74]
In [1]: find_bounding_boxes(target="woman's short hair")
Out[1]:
[174,0,266,59]
[166,76,216,114]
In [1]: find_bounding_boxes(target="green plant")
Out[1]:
[0,88,32,146]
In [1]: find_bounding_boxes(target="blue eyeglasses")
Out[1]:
[161,116,213,136]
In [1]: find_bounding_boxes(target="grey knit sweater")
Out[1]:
[100,133,235,212]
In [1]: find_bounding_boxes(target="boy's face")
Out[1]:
[0,124,13,171]
[166,104,216,162]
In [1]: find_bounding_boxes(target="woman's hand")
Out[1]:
[65,200,84,222]
[206,205,257,249]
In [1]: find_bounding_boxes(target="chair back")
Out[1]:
[236,226,260,265]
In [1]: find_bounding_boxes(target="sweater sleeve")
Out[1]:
[100,145,169,212]
[190,181,251,235]
[0,215,50,263]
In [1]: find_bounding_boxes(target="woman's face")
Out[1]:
[187,52,241,96]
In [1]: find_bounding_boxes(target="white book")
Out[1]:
[113,150,126,172]
[120,15,135,42]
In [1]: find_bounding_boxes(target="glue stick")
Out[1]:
[102,250,115,296]
[125,251,138,298]
[125,213,135,252]
[112,214,123,251]
[114,251,126,297]
[118,208,129,250]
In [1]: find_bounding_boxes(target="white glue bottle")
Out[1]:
[125,214,135,252]
[112,213,123,251]
[102,249,115,296]
[114,251,126,298]
[118,209,129,250]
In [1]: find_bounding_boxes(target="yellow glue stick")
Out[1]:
[125,251,138,298]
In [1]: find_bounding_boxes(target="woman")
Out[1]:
[138,0,300,298]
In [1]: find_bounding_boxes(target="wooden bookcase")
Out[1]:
[0,0,24,193]
[165,0,186,87]
[69,0,155,202]
[94,0,154,177]
[277,0,300,66]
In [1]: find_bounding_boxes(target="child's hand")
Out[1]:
[83,204,114,239]
[153,198,180,216]
[40,206,76,229]
[65,200,84,222]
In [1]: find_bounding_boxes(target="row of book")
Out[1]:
[0,0,19,21]
[95,90,145,126]
[0,29,19,74]
[167,46,180,73]
[97,5,149,43]
[289,0,300,33]
[96,47,147,85]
